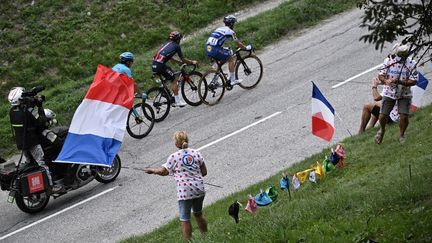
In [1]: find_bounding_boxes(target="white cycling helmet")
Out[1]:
[8,87,25,105]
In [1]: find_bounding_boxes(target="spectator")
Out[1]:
[144,131,208,241]
[359,77,399,133]
[375,44,418,144]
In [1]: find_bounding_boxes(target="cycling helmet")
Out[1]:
[120,52,134,63]
[223,15,237,28]
[169,31,183,43]
[8,87,25,105]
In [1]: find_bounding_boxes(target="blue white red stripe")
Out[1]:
[411,72,429,112]
[312,82,335,142]
[55,65,134,167]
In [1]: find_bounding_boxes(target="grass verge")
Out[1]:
[0,0,358,156]
[122,105,432,242]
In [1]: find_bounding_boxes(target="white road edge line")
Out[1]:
[332,64,382,89]
[0,186,118,241]
[197,111,283,151]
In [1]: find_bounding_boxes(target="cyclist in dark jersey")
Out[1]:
[152,31,197,107]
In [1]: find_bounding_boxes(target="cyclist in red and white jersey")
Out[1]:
[152,31,197,107]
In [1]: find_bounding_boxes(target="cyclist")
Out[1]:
[152,31,198,107]
[112,52,142,95]
[205,15,252,87]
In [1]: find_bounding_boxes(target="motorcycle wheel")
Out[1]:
[95,155,121,184]
[15,191,50,214]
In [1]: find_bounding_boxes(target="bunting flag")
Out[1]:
[296,168,314,184]
[292,174,300,190]
[245,196,258,214]
[309,171,316,183]
[411,72,429,112]
[312,82,335,142]
[55,65,134,167]
[312,161,325,179]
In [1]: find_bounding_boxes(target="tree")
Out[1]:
[358,0,432,66]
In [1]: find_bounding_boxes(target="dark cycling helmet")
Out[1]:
[120,52,134,62]
[223,15,237,28]
[169,31,183,43]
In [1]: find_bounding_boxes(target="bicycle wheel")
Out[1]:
[147,87,171,122]
[198,70,225,106]
[126,103,155,139]
[181,71,203,106]
[236,55,263,89]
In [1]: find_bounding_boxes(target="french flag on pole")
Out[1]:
[55,65,134,167]
[312,82,335,142]
[410,72,429,112]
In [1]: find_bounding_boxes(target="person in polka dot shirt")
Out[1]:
[144,131,208,241]
[375,43,418,144]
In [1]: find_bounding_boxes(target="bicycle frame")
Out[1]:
[211,49,254,86]
[131,95,147,120]
[153,64,196,96]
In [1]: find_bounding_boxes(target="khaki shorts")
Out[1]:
[380,96,411,115]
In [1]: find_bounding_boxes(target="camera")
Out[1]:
[20,86,45,106]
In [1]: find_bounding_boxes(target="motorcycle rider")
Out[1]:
[8,87,62,192]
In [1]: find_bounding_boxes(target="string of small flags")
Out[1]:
[228,143,346,223]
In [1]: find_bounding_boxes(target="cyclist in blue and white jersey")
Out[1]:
[152,31,198,107]
[112,52,142,95]
[205,15,252,86]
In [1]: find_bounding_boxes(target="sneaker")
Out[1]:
[229,79,242,86]
[173,100,187,108]
[399,135,406,144]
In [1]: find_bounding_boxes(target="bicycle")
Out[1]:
[126,94,155,139]
[198,48,263,106]
[146,63,203,122]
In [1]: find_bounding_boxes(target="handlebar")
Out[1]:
[235,47,254,54]
[178,63,197,75]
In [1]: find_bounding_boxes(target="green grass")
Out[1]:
[0,0,358,155]
[122,106,432,242]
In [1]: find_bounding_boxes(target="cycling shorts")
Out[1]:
[205,45,232,62]
[152,61,175,81]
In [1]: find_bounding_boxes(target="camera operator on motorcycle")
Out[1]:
[8,87,63,192]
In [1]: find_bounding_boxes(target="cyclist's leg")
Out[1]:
[220,47,240,85]
[162,64,185,107]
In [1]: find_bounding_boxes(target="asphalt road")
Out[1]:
[1,8,431,243]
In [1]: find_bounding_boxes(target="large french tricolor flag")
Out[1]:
[55,65,134,167]
[312,82,335,142]
[410,72,429,112]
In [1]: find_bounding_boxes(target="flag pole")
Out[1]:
[335,111,353,137]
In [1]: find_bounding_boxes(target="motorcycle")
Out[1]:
[0,86,121,214]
